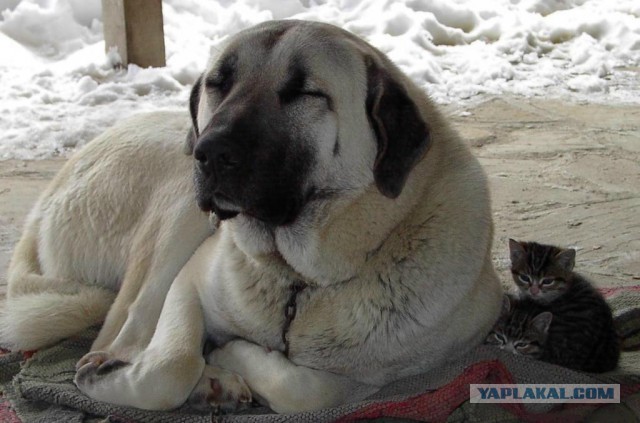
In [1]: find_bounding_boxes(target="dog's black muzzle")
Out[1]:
[192,116,313,227]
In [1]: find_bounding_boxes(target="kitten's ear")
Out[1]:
[509,239,526,264]
[531,311,553,335]
[184,74,203,155]
[365,56,431,198]
[555,248,576,271]
[501,295,513,316]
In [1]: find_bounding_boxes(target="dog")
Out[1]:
[1,20,503,413]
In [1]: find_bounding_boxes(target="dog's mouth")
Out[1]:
[213,192,242,217]
[199,191,294,225]
[198,188,321,227]
[196,192,239,219]
[212,205,240,221]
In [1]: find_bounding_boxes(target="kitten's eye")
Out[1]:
[540,278,555,286]
[514,341,530,350]
[518,274,531,284]
[486,332,503,345]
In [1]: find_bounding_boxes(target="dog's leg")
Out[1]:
[89,211,210,360]
[75,271,206,410]
[205,339,379,413]
[88,244,152,354]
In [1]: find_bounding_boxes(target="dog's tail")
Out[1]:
[0,212,115,351]
[0,288,115,351]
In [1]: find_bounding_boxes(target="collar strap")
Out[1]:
[282,280,307,357]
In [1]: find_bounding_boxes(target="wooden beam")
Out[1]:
[102,0,166,68]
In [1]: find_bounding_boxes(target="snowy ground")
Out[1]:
[0,0,639,160]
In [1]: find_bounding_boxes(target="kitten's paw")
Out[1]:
[188,365,252,414]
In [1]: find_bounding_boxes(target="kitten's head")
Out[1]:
[508,239,575,303]
[485,295,552,358]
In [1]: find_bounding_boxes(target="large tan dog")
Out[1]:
[1,20,502,413]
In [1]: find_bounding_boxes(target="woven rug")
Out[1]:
[1,287,639,422]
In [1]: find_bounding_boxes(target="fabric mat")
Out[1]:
[1,287,639,422]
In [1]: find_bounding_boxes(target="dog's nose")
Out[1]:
[194,142,241,176]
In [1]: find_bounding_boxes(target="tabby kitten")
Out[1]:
[508,238,575,303]
[486,295,552,359]
[491,240,620,373]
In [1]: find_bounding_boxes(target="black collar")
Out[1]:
[282,280,307,357]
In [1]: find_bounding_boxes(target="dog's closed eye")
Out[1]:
[277,63,330,107]
[206,54,237,96]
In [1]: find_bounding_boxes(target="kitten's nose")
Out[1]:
[530,285,540,295]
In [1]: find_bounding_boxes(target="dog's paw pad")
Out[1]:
[188,366,252,414]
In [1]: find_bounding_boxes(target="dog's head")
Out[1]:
[186,20,431,226]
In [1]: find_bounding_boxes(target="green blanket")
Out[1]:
[2,287,639,422]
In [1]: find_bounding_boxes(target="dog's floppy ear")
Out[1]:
[365,56,430,198]
[184,74,203,155]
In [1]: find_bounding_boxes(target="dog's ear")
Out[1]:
[184,74,203,155]
[365,56,430,198]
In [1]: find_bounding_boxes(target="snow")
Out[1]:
[0,0,638,160]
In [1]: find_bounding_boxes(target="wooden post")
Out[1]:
[102,0,166,68]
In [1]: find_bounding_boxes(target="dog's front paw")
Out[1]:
[76,351,127,371]
[188,365,252,414]
[74,351,129,388]
[74,349,206,410]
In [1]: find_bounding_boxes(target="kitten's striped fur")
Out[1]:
[486,296,551,359]
[487,240,620,373]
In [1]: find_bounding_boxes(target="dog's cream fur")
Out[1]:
[1,20,502,413]
[1,112,212,355]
